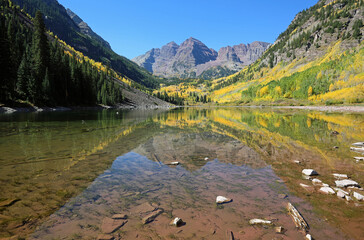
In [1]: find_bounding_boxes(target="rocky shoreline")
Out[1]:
[0,104,174,114]
[275,105,364,113]
[1,104,363,114]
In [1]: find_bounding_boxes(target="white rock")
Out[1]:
[345,195,352,201]
[353,192,364,201]
[300,183,314,191]
[319,186,335,195]
[337,191,345,198]
[350,147,364,152]
[302,169,318,176]
[333,173,348,179]
[333,188,349,195]
[352,142,364,147]
[302,175,312,180]
[204,157,209,161]
[312,179,322,185]
[294,160,301,164]
[216,196,232,204]
[354,157,364,161]
[306,234,313,240]
[169,162,180,165]
[322,183,329,187]
[249,219,272,225]
[335,179,360,188]
[170,217,183,227]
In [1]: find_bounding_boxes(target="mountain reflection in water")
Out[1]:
[0,108,363,239]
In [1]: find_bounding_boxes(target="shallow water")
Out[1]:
[0,108,363,239]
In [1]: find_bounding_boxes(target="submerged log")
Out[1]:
[287,202,309,232]
[152,154,162,166]
[226,230,234,240]
[249,219,272,225]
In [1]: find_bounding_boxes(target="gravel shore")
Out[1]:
[275,106,364,113]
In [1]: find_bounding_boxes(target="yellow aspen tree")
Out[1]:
[329,83,335,92]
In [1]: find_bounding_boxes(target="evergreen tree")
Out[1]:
[0,16,12,102]
[42,68,51,102]
[32,10,50,103]
[352,19,363,41]
[16,52,30,100]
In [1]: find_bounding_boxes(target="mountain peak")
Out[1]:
[133,38,270,79]
[66,8,111,49]
[180,37,205,46]
[166,41,179,47]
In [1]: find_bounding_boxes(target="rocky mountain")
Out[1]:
[66,8,111,49]
[212,0,364,104]
[132,37,270,79]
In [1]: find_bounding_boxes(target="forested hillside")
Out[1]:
[11,0,161,89]
[0,1,123,106]
[212,0,364,105]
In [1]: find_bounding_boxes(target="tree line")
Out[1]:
[0,2,123,106]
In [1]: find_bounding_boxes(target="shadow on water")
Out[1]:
[0,107,363,239]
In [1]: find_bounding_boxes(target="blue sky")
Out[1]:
[58,0,318,59]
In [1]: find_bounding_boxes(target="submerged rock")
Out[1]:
[133,202,157,215]
[97,234,114,240]
[0,198,20,207]
[101,218,127,234]
[335,179,360,188]
[249,219,272,225]
[353,192,364,201]
[302,169,318,176]
[216,196,232,204]
[170,217,183,227]
[319,186,335,195]
[112,214,127,219]
[278,194,288,199]
[142,209,163,224]
[275,226,285,234]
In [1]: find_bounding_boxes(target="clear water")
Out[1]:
[0,108,363,239]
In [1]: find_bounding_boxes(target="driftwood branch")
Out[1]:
[287,202,309,232]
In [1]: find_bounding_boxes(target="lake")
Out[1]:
[0,107,363,240]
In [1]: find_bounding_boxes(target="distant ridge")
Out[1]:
[132,37,270,79]
[66,8,111,49]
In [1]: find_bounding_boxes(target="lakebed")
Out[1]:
[0,107,363,239]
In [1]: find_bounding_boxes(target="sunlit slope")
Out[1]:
[213,41,363,103]
[212,0,364,104]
